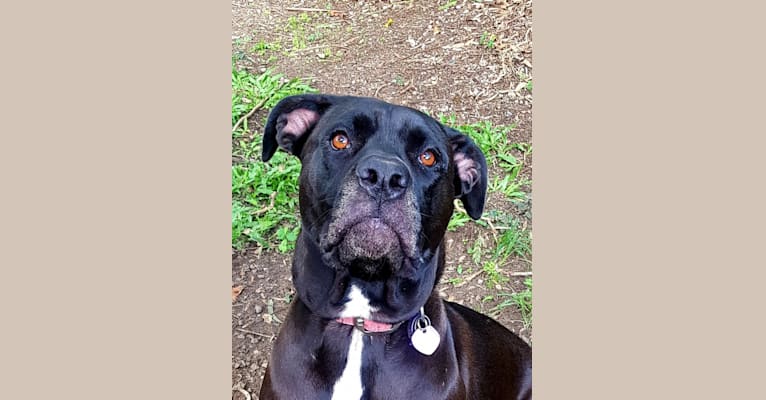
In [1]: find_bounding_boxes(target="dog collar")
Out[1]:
[335,316,407,334]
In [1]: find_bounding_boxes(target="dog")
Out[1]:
[257,94,532,400]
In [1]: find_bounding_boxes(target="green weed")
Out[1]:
[286,13,312,50]
[438,0,458,11]
[463,210,531,287]
[446,277,463,285]
[480,32,497,49]
[447,209,471,231]
[491,278,533,328]
[251,41,281,56]
[482,261,508,287]
[233,36,252,47]
[467,235,485,265]
[494,218,532,261]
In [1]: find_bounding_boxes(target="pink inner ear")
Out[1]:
[454,152,479,186]
[282,108,320,137]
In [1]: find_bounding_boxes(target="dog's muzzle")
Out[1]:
[321,164,421,277]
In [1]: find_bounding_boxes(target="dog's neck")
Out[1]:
[292,230,446,329]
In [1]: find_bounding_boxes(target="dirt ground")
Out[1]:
[231,0,532,397]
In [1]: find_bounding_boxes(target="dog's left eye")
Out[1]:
[419,150,437,167]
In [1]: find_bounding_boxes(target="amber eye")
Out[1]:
[419,150,436,167]
[331,132,350,150]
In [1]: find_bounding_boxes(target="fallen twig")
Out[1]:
[235,388,252,400]
[481,215,500,244]
[292,37,357,54]
[286,7,346,16]
[391,46,432,64]
[236,328,274,339]
[398,83,415,95]
[232,81,287,134]
[511,271,533,277]
[252,192,277,216]
[374,82,392,97]
[453,270,484,288]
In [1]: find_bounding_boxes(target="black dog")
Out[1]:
[258,94,531,400]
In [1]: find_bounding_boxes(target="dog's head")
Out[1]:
[262,94,487,321]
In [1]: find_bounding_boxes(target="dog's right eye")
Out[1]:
[331,132,350,150]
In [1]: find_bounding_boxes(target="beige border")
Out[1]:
[535,1,765,398]
[3,0,764,399]
[0,1,231,399]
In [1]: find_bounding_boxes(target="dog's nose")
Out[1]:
[357,156,410,200]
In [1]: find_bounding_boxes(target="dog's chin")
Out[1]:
[322,217,408,277]
[338,218,400,260]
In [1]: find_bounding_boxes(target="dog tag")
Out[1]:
[411,325,440,356]
[410,307,441,356]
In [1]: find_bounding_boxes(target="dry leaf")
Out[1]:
[232,285,244,302]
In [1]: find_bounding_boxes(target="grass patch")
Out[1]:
[251,40,281,56]
[491,278,533,328]
[286,13,312,50]
[447,209,471,231]
[494,217,532,261]
[231,154,302,251]
[482,261,508,287]
[231,64,316,251]
[464,211,531,288]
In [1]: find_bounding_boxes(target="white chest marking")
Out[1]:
[331,285,375,400]
[330,329,364,400]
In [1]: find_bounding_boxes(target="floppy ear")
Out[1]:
[262,94,336,161]
[445,127,488,220]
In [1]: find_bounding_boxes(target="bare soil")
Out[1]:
[232,1,532,397]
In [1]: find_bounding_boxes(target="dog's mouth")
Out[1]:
[319,182,421,279]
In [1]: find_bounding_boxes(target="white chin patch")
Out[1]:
[338,285,377,319]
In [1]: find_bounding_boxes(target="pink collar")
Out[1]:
[335,317,404,334]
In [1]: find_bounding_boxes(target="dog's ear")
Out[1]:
[262,94,336,161]
[445,127,488,220]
